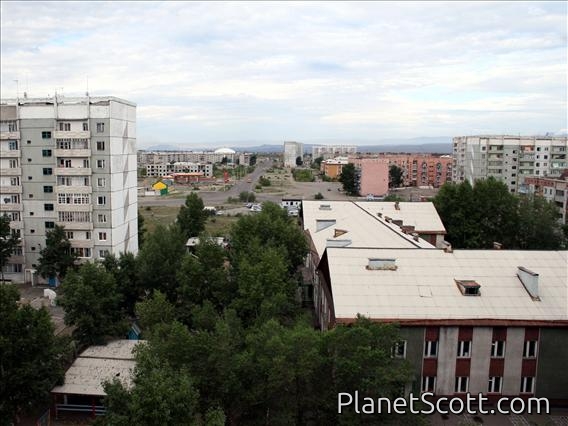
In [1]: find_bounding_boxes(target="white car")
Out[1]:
[250,204,262,212]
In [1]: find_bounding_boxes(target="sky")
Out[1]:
[1,1,567,148]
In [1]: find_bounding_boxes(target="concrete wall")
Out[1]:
[537,328,568,399]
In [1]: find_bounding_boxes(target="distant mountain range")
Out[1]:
[142,137,453,154]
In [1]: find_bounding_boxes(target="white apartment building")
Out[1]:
[0,96,138,283]
[453,135,568,193]
[145,162,213,178]
[312,144,357,160]
[283,141,304,168]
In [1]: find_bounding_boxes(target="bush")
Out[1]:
[239,191,256,203]
[227,197,239,204]
[293,169,314,182]
[259,177,271,187]
[314,192,324,200]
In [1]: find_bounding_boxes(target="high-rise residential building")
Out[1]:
[283,141,304,168]
[312,144,357,160]
[0,96,138,283]
[522,170,568,224]
[452,135,568,193]
[381,154,453,188]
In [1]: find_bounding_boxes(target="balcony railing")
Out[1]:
[54,149,91,158]
[0,149,20,158]
[54,130,90,139]
[55,167,92,176]
[0,168,22,176]
[0,131,20,140]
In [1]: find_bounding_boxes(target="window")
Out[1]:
[42,131,52,139]
[422,376,436,393]
[96,122,105,133]
[488,377,502,393]
[9,159,18,168]
[28,176,32,180]
[99,250,109,258]
[520,377,534,393]
[45,221,55,229]
[98,214,107,223]
[44,203,54,211]
[455,279,481,296]
[28,194,33,198]
[392,341,407,359]
[66,231,74,240]
[8,141,18,150]
[96,141,105,151]
[83,159,90,168]
[523,341,538,358]
[71,247,92,258]
[83,122,89,131]
[43,186,53,193]
[97,178,106,187]
[10,177,20,186]
[97,196,106,205]
[455,377,469,393]
[57,211,92,222]
[43,168,53,175]
[59,122,71,131]
[86,231,91,240]
[424,341,438,358]
[98,232,107,241]
[42,149,52,157]
[457,341,471,358]
[57,193,91,205]
[59,159,72,168]
[491,341,505,358]
[97,159,105,168]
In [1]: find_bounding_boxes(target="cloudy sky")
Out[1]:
[1,1,566,148]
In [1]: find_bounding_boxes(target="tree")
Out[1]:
[103,252,142,316]
[36,225,77,282]
[339,163,358,195]
[516,195,564,249]
[136,224,187,301]
[239,191,256,203]
[312,156,324,170]
[135,290,176,333]
[389,165,404,188]
[0,284,68,422]
[0,215,19,283]
[59,262,126,345]
[295,156,303,166]
[177,193,208,239]
[137,210,146,247]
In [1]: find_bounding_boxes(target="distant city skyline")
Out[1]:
[1,1,566,148]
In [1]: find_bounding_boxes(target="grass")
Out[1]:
[140,205,239,236]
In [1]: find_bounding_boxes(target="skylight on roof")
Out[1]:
[455,279,481,296]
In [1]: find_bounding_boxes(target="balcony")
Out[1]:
[0,149,20,158]
[55,222,93,231]
[55,185,92,193]
[55,167,92,176]
[519,153,535,161]
[0,185,22,194]
[54,130,90,139]
[70,240,95,249]
[55,149,91,158]
[0,131,20,140]
[56,204,93,212]
[0,168,22,176]
[0,203,23,212]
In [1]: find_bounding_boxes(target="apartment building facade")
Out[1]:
[138,148,251,168]
[381,154,453,188]
[283,141,304,168]
[452,135,568,193]
[0,96,138,283]
[521,171,568,224]
[312,144,357,160]
[145,162,213,178]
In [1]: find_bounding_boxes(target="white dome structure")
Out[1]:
[214,147,236,155]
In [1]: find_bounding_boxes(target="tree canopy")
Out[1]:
[177,193,208,239]
[433,178,565,249]
[389,165,404,188]
[339,163,358,195]
[0,215,19,282]
[36,225,77,281]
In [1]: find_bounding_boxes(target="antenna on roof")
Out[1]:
[86,76,89,97]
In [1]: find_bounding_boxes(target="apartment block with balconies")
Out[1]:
[0,96,138,283]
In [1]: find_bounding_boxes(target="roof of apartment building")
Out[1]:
[302,201,434,258]
[322,247,567,325]
[354,201,446,234]
[51,340,143,396]
[1,95,136,107]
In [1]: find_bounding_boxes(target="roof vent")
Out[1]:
[493,242,503,250]
[334,229,348,238]
[393,219,403,226]
[401,225,415,234]
[395,201,400,210]
[384,216,392,223]
[319,204,331,210]
[517,267,540,301]
[326,239,352,248]
[443,241,453,253]
[455,279,481,296]
[367,258,397,271]
[411,232,420,242]
[377,212,383,218]
[316,219,336,232]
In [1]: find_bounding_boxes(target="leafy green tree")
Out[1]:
[0,215,19,283]
[0,285,68,422]
[177,192,208,239]
[230,202,307,272]
[382,194,403,202]
[295,156,303,166]
[339,163,358,195]
[59,262,126,345]
[312,156,324,170]
[389,165,404,188]
[516,195,564,249]
[239,191,256,202]
[36,225,77,281]
[136,224,187,301]
[103,252,141,316]
[249,154,257,166]
[137,210,146,247]
[135,290,176,333]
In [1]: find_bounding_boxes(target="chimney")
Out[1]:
[395,201,400,210]
[392,219,403,227]
[401,225,415,234]
[334,229,347,238]
[517,267,540,300]
[411,232,420,242]
[377,212,383,218]
[385,216,392,223]
[493,242,503,250]
[367,258,397,270]
[443,241,453,253]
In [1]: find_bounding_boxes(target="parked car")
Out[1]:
[250,204,262,212]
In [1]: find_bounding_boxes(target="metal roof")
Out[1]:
[51,340,143,396]
[355,201,446,233]
[302,201,434,258]
[324,248,567,322]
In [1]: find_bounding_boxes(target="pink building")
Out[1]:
[351,158,389,196]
